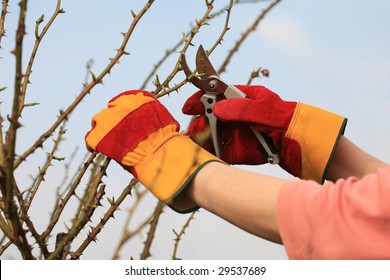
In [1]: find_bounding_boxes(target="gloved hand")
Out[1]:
[183,85,347,183]
[85,90,222,213]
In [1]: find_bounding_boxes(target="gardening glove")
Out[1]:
[85,90,222,213]
[183,85,347,183]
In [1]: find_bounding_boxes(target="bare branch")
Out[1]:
[218,0,282,74]
[172,211,196,260]
[14,0,156,168]
[41,152,99,241]
[71,179,137,260]
[112,187,149,259]
[153,2,215,96]
[0,0,9,48]
[139,201,164,260]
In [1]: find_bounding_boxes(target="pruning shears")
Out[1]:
[181,45,280,164]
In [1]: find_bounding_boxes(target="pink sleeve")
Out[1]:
[277,166,390,259]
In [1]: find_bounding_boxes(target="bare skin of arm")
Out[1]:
[326,136,387,181]
[182,136,388,244]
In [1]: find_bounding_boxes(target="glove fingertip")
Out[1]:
[182,99,204,115]
[182,90,206,115]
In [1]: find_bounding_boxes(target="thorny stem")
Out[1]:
[153,2,215,96]
[112,187,149,259]
[0,114,4,167]
[172,211,196,260]
[48,157,110,260]
[218,0,282,74]
[54,146,81,201]
[1,0,35,260]
[12,179,50,258]
[26,126,66,211]
[14,0,155,169]
[153,1,269,98]
[0,212,11,242]
[208,0,234,55]
[47,59,93,222]
[71,179,137,260]
[71,153,105,226]
[140,201,164,260]
[41,152,99,241]
[20,0,63,120]
[6,0,27,219]
[141,0,260,91]
[48,184,106,260]
[154,0,236,98]
[140,39,183,90]
[0,0,8,48]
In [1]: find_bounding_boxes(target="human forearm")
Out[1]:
[184,162,286,243]
[326,136,388,181]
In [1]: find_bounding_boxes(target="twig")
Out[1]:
[12,177,50,258]
[246,67,269,85]
[41,152,99,241]
[0,0,8,48]
[208,0,234,54]
[1,0,35,259]
[0,212,11,243]
[140,40,183,89]
[48,179,107,260]
[71,179,137,260]
[19,0,64,119]
[154,0,237,98]
[0,112,4,168]
[54,145,80,199]
[112,187,149,259]
[153,1,215,96]
[141,0,242,90]
[46,157,111,259]
[218,0,282,74]
[26,126,66,210]
[139,201,164,260]
[71,153,105,226]
[14,0,155,169]
[172,211,196,260]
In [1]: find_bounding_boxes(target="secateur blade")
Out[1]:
[181,45,281,164]
[180,45,224,158]
[195,45,219,78]
[181,45,227,93]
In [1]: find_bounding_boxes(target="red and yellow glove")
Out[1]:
[183,85,347,183]
[85,90,222,213]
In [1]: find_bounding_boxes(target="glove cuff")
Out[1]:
[134,133,223,213]
[286,103,347,183]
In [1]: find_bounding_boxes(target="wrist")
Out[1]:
[286,103,347,182]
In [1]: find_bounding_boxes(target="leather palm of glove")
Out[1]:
[85,90,223,213]
[183,85,347,183]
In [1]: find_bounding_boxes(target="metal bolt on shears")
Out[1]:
[181,45,280,165]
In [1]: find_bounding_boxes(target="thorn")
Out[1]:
[53,156,65,161]
[89,70,97,81]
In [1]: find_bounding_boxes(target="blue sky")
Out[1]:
[1,1,389,260]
